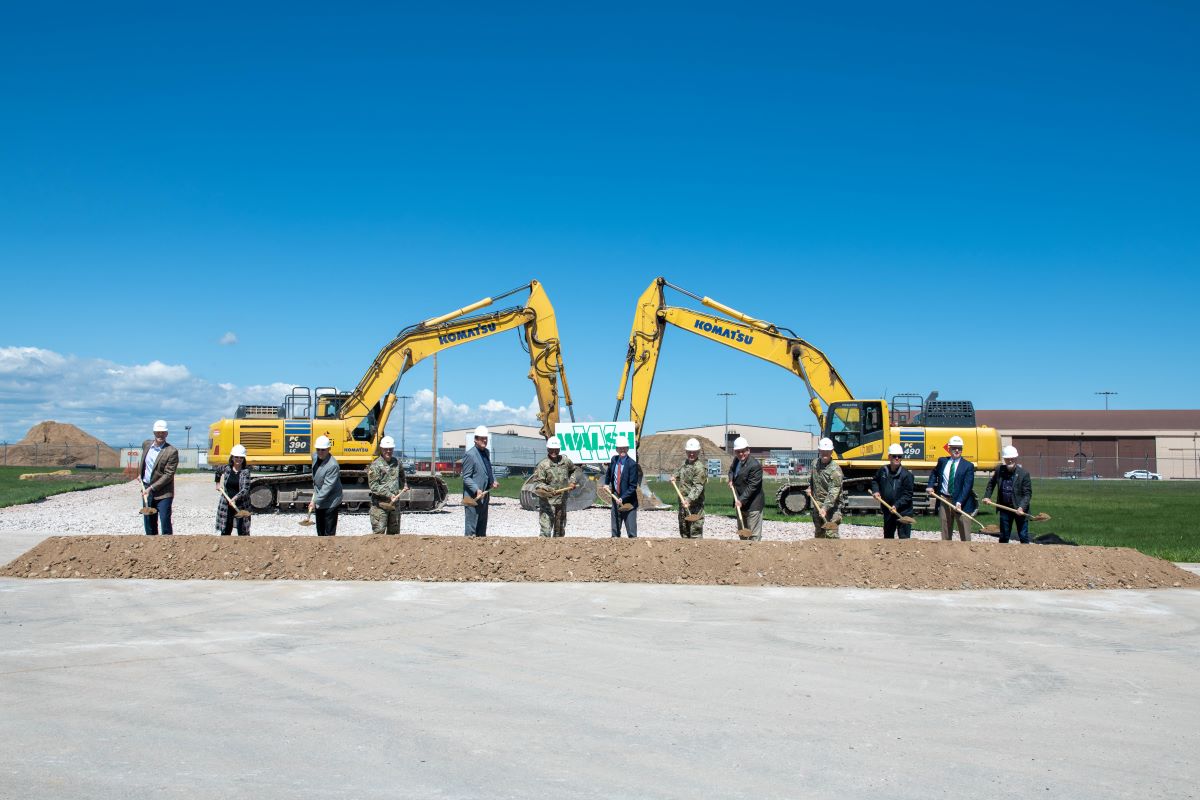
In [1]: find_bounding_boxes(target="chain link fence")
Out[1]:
[1017,454,1198,480]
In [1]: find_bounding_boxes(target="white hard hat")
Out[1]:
[818,438,834,451]
[948,435,964,447]
[473,425,489,438]
[230,444,247,458]
[314,435,332,449]
[887,443,904,456]
[546,437,560,449]
[685,438,701,451]
[153,420,169,432]
[1002,445,1019,459]
[733,436,749,451]
[380,436,395,449]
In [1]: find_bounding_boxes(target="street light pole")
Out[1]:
[1095,391,1117,410]
[185,425,191,449]
[398,395,412,457]
[717,392,736,453]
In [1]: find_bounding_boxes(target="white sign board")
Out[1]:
[552,422,637,465]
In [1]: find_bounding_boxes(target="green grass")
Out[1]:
[0,466,128,509]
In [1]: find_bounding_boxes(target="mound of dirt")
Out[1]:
[5,536,1197,590]
[5,422,120,468]
[638,434,730,476]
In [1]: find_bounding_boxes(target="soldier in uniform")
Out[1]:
[530,437,576,537]
[810,438,844,539]
[367,435,406,535]
[672,438,707,538]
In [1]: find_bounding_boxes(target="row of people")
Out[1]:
[138,421,1032,543]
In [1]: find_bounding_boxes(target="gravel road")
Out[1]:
[0,474,958,542]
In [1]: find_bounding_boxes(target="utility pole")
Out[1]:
[718,392,736,453]
[184,425,191,449]
[398,395,412,457]
[1095,391,1117,410]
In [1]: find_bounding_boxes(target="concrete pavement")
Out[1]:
[1,578,1197,799]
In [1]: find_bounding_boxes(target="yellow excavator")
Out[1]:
[613,277,1002,515]
[208,280,575,513]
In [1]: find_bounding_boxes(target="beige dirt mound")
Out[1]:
[638,433,730,476]
[6,421,120,468]
[4,535,1197,590]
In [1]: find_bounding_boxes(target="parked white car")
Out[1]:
[1124,469,1162,480]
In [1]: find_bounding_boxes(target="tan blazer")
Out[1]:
[140,440,179,498]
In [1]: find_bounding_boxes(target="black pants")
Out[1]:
[315,508,339,536]
[883,512,911,539]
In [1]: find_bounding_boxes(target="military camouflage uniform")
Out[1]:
[673,459,707,538]
[367,455,406,534]
[530,454,576,537]
[810,457,844,539]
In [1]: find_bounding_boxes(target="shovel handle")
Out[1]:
[930,492,986,529]
[805,488,828,521]
[668,478,691,512]
[983,498,1024,516]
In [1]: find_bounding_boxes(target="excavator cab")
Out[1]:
[824,400,885,457]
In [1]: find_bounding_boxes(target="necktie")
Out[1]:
[615,460,623,495]
[948,459,957,493]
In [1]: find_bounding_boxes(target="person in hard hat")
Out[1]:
[925,435,977,541]
[983,445,1033,544]
[672,438,708,538]
[309,435,342,536]
[368,435,407,535]
[871,444,913,539]
[810,438,844,539]
[529,437,577,537]
[139,420,179,535]
[213,444,252,536]
[461,425,498,536]
[604,441,641,538]
[728,436,764,540]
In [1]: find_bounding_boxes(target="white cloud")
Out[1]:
[0,346,546,450]
[219,332,238,346]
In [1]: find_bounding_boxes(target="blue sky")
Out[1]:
[1,2,1197,448]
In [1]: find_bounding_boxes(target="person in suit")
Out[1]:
[926,435,977,541]
[308,435,342,536]
[872,443,914,539]
[139,419,179,535]
[728,436,764,540]
[214,444,252,535]
[461,425,498,537]
[983,445,1033,544]
[605,442,641,538]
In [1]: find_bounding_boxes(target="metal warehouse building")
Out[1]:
[977,410,1200,480]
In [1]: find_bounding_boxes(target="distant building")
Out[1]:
[440,423,542,448]
[977,410,1200,480]
[439,423,543,474]
[652,423,817,455]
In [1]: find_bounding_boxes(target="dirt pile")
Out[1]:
[5,422,120,468]
[5,536,1197,589]
[638,434,730,476]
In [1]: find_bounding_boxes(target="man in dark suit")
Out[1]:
[983,445,1033,544]
[139,419,179,535]
[604,443,640,537]
[925,435,977,541]
[872,443,914,539]
[728,436,764,540]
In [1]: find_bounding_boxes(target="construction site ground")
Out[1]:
[2,476,1198,798]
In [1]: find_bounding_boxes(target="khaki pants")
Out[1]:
[938,503,972,541]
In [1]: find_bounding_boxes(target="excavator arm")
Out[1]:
[340,280,574,440]
[614,277,853,442]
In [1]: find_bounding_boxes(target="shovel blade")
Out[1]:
[982,524,1002,534]
[298,519,315,527]
[737,528,755,540]
[821,521,839,531]
[235,510,252,518]
[139,507,157,515]
[1032,513,1052,522]
[684,513,702,523]
[899,516,916,525]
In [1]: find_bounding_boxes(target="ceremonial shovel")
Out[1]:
[804,488,841,531]
[728,481,755,539]
[378,490,414,512]
[983,498,1051,522]
[668,479,702,523]
[462,489,489,507]
[219,486,251,518]
[139,488,157,516]
[599,484,633,512]
[875,496,915,525]
[298,512,315,527]
[928,492,1001,535]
